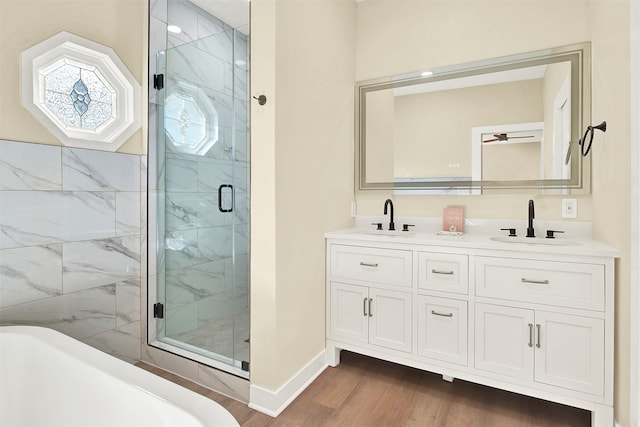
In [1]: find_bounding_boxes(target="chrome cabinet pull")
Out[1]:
[431,269,454,275]
[360,262,379,268]
[431,310,453,318]
[528,323,534,347]
[363,298,368,317]
[368,298,373,317]
[536,324,541,348]
[521,278,550,285]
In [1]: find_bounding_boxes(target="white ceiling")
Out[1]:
[190,0,250,33]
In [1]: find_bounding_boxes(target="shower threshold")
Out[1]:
[149,337,249,380]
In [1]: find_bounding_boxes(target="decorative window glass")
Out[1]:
[21,32,141,151]
[164,81,219,156]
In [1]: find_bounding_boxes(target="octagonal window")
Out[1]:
[21,32,141,151]
[163,82,219,156]
[42,60,115,130]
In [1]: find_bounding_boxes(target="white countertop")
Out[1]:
[325,217,619,258]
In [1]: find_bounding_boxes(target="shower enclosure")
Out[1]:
[148,4,250,379]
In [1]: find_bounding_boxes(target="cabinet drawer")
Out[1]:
[330,245,412,288]
[418,252,468,294]
[417,296,467,366]
[476,257,605,311]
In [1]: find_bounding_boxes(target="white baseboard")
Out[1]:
[248,349,328,417]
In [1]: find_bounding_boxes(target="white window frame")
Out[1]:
[20,31,141,151]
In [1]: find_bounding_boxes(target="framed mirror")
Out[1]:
[356,42,591,194]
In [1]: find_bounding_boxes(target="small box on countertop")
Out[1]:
[443,207,464,233]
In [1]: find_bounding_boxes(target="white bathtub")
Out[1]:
[0,326,240,427]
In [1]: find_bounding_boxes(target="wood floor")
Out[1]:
[138,351,591,426]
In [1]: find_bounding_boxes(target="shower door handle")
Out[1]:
[218,184,234,213]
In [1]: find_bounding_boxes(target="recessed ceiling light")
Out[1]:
[421,71,434,77]
[167,25,182,34]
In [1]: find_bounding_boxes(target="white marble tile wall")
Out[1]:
[0,244,63,307]
[167,0,199,47]
[0,139,143,363]
[0,191,116,249]
[0,142,61,190]
[166,42,228,94]
[62,148,141,191]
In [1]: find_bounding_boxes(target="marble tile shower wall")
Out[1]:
[0,140,145,362]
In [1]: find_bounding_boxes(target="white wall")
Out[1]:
[589,2,632,425]
[250,0,356,393]
[631,3,640,425]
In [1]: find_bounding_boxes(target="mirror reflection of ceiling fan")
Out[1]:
[482,133,535,143]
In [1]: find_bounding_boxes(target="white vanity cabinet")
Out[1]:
[325,232,616,427]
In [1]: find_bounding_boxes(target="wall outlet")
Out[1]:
[350,202,357,218]
[562,198,577,219]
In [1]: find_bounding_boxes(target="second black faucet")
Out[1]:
[526,199,535,238]
[383,199,395,231]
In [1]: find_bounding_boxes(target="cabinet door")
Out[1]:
[368,288,412,353]
[330,282,369,343]
[534,311,605,395]
[417,295,468,365]
[475,303,534,380]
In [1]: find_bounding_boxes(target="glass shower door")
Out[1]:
[150,28,250,378]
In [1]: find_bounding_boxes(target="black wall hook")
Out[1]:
[580,120,607,156]
[252,95,267,105]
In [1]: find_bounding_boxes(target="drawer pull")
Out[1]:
[359,262,379,268]
[521,278,550,285]
[431,310,453,318]
[432,269,454,275]
[528,323,534,348]
[536,324,541,348]
[363,298,368,316]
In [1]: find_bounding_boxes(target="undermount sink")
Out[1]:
[354,229,416,237]
[490,236,582,246]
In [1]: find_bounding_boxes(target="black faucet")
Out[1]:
[383,199,395,231]
[526,199,535,238]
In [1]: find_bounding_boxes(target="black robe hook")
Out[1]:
[252,95,267,105]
